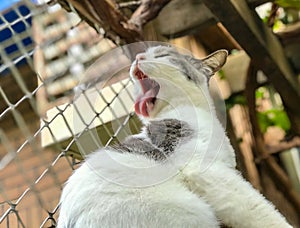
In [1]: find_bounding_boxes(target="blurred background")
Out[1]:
[0,0,299,227]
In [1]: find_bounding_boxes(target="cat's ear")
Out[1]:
[201,49,228,74]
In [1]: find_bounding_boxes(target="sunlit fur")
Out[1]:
[57,46,291,228]
[130,46,214,121]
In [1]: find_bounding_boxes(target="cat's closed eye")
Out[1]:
[154,53,169,58]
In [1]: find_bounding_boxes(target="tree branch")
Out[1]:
[56,0,172,44]
[88,0,143,43]
[266,136,300,155]
[245,62,300,213]
[128,0,172,30]
[118,1,141,9]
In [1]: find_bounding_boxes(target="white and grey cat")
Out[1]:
[57,46,292,228]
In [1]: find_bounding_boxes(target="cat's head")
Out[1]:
[129,45,227,120]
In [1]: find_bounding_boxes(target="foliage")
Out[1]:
[260,0,300,30]
[255,89,264,99]
[218,69,226,80]
[225,94,247,110]
[275,0,300,9]
[257,109,291,133]
[226,89,291,133]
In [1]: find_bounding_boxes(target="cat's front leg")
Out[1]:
[183,163,292,228]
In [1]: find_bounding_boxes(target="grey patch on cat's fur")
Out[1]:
[146,119,193,152]
[147,46,213,85]
[112,137,165,161]
[112,119,193,161]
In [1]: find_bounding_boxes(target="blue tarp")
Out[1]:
[0,0,33,74]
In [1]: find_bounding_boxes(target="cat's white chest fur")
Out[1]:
[57,46,292,228]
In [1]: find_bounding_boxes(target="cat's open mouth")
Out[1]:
[133,64,160,117]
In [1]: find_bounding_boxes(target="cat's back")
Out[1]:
[57,148,219,228]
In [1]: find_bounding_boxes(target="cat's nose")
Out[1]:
[136,53,146,61]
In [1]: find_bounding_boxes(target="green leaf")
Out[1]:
[255,90,264,99]
[275,0,300,9]
[257,112,272,133]
[218,69,226,80]
[256,109,291,133]
[265,109,291,132]
[225,94,247,109]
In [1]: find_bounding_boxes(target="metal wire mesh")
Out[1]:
[0,1,140,227]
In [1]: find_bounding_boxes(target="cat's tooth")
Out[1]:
[146,101,154,111]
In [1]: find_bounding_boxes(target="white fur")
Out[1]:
[57,46,292,228]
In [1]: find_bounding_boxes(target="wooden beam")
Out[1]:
[194,23,241,53]
[202,0,300,116]
[155,0,217,38]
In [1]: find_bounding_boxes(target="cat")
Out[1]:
[57,45,292,228]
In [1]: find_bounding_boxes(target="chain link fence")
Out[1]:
[0,1,141,227]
